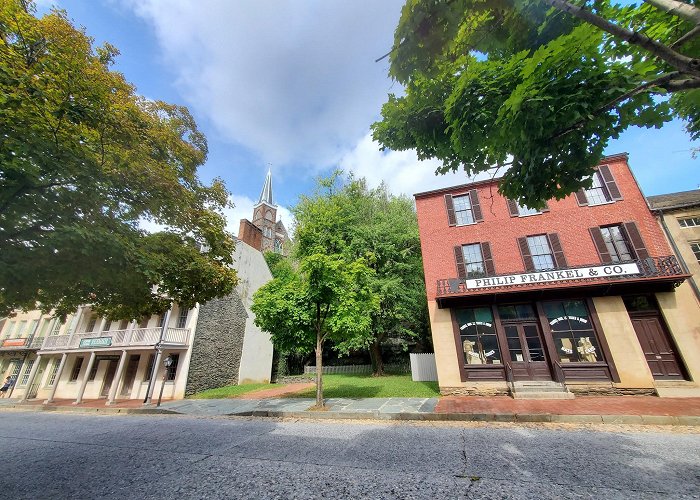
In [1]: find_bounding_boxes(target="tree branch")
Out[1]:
[671,24,700,48]
[644,0,700,25]
[545,0,700,77]
[551,72,700,140]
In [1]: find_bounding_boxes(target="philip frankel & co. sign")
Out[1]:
[465,263,640,290]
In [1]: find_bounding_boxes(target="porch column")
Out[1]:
[97,318,108,333]
[144,349,163,405]
[19,354,42,402]
[106,350,128,406]
[74,351,96,404]
[45,353,68,403]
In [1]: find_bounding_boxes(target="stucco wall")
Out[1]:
[657,283,700,384]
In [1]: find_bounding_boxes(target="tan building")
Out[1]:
[647,189,700,304]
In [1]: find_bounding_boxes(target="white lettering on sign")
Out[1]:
[465,263,640,290]
[460,321,493,330]
[549,316,589,325]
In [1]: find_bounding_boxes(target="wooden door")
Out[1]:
[631,315,685,379]
[120,355,140,396]
[100,361,118,397]
[503,322,552,381]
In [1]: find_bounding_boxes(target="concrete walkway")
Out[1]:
[2,390,699,425]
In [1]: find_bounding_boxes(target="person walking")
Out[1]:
[0,376,15,398]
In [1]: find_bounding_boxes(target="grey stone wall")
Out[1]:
[184,293,248,396]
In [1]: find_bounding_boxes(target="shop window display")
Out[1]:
[543,301,601,363]
[455,308,502,365]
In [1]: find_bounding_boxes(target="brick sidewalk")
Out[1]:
[436,396,700,416]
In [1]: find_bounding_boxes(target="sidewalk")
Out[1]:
[2,393,699,425]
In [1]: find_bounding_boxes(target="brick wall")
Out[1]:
[415,155,673,301]
[238,219,262,252]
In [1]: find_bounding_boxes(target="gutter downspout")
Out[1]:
[657,209,700,302]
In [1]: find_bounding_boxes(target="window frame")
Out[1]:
[599,225,634,263]
[69,357,84,382]
[583,171,613,206]
[690,242,700,262]
[526,235,556,271]
[678,217,700,228]
[452,193,476,226]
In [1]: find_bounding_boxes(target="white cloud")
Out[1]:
[125,0,405,169]
[338,133,499,198]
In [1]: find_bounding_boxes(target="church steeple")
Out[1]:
[257,169,274,206]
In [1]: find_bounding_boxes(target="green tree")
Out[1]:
[0,1,237,319]
[251,253,378,407]
[373,0,700,208]
[294,173,429,376]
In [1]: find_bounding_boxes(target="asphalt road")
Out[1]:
[0,411,698,499]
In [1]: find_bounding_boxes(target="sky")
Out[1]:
[37,0,698,236]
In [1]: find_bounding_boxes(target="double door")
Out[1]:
[502,321,552,381]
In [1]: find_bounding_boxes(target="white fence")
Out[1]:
[304,363,410,375]
[410,353,438,382]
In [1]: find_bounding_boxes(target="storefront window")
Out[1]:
[455,308,502,365]
[543,301,601,363]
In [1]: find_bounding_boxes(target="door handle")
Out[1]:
[655,355,662,359]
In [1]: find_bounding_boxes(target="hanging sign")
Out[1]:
[79,337,112,348]
[465,263,640,290]
[2,338,27,347]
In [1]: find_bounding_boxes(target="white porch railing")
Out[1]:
[40,327,190,351]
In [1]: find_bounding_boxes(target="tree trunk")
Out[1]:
[315,330,324,408]
[370,339,385,376]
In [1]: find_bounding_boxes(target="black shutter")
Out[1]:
[518,237,535,272]
[469,189,483,222]
[575,189,589,206]
[622,222,650,260]
[547,233,568,268]
[454,245,466,278]
[481,242,495,276]
[589,227,612,263]
[445,194,456,226]
[507,199,519,217]
[598,165,623,200]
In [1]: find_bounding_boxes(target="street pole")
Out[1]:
[143,307,171,405]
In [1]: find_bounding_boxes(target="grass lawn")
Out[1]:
[286,374,440,399]
[188,383,279,399]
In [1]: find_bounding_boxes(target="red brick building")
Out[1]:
[415,153,700,397]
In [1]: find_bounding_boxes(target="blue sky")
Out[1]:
[39,0,698,234]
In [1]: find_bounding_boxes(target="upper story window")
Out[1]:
[265,210,274,221]
[690,242,700,262]
[589,222,649,264]
[176,308,188,329]
[599,225,633,263]
[518,233,567,272]
[454,242,494,278]
[575,165,622,207]
[679,217,700,228]
[445,190,483,226]
[2,321,15,340]
[86,315,97,333]
[507,199,548,217]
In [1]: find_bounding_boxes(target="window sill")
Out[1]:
[516,212,542,218]
[455,221,478,227]
[586,200,615,207]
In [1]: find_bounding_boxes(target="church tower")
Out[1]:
[248,170,289,254]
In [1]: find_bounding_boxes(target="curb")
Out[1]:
[0,403,178,415]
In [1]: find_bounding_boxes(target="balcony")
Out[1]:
[40,327,190,351]
[436,256,689,302]
[0,336,45,351]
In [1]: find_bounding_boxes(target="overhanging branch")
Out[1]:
[644,0,700,25]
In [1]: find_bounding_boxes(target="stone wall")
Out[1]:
[184,293,248,396]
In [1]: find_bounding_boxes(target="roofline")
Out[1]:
[649,200,700,212]
[413,152,630,199]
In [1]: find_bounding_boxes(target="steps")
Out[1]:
[510,381,575,400]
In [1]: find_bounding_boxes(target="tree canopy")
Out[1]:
[0,1,237,319]
[372,0,700,207]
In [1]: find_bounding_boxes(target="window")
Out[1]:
[119,320,129,330]
[69,357,84,381]
[88,361,98,381]
[517,203,541,216]
[691,242,700,262]
[452,194,475,225]
[143,354,155,381]
[678,217,700,228]
[265,210,273,221]
[51,319,63,336]
[2,322,15,340]
[176,308,188,329]
[19,360,35,386]
[526,235,555,270]
[157,314,165,328]
[47,360,60,386]
[543,301,601,363]
[454,308,502,365]
[462,244,485,277]
[14,320,27,338]
[507,198,545,217]
[86,315,97,332]
[139,317,149,328]
[576,166,622,207]
[165,354,180,381]
[600,225,633,263]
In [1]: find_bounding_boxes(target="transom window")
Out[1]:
[517,203,541,216]
[584,172,612,206]
[690,242,700,262]
[462,244,485,277]
[526,235,555,270]
[543,300,601,363]
[455,308,502,365]
[452,194,475,225]
[679,217,700,228]
[600,225,633,263]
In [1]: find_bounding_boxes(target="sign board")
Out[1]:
[2,338,27,347]
[465,263,640,290]
[79,337,112,348]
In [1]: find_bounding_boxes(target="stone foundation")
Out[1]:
[440,385,510,397]
[567,384,657,396]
